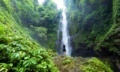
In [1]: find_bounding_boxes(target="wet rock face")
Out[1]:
[72,48,97,57]
[66,0,120,56]
[71,43,97,57]
[116,62,120,72]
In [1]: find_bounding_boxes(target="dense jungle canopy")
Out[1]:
[0,0,120,72]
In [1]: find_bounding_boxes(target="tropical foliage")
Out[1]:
[66,0,120,58]
[0,0,119,71]
[0,1,59,71]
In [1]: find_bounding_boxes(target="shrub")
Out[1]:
[81,57,113,72]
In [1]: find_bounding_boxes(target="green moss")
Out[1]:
[81,57,113,72]
[0,24,5,35]
[67,0,120,57]
[53,56,113,72]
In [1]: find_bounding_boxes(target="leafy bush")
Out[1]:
[0,33,58,71]
[0,7,59,72]
[0,23,5,35]
[0,36,59,72]
[81,57,113,72]
[62,57,72,65]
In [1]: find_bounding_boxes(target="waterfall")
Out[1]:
[57,0,72,56]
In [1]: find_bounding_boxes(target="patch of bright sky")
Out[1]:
[38,0,45,4]
[52,0,64,9]
[38,0,64,9]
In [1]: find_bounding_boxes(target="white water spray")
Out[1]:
[56,0,72,56]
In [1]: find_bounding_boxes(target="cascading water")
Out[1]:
[57,0,72,56]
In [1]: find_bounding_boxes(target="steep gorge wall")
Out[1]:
[66,0,120,58]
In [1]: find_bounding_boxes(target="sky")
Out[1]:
[38,0,45,4]
[38,0,64,9]
[52,0,64,9]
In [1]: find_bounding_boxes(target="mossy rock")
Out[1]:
[81,57,113,72]
[53,56,113,72]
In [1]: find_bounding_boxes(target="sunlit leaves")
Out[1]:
[0,24,5,35]
[18,67,26,72]
[0,63,13,72]
[0,0,60,71]
[23,57,37,67]
[0,21,58,72]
